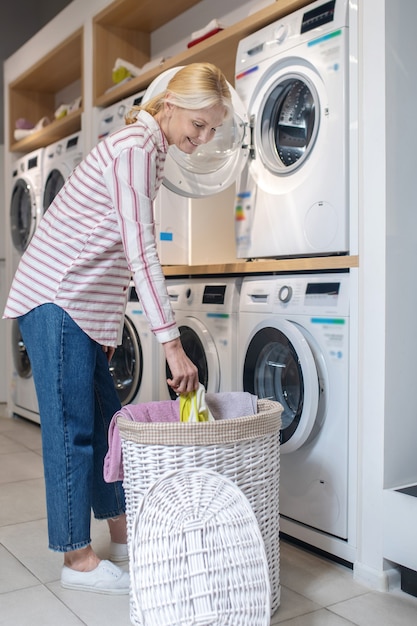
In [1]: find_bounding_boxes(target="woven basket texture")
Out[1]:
[118,398,282,623]
[129,468,271,625]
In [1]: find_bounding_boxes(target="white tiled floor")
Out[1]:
[1,406,417,625]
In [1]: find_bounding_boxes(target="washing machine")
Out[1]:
[238,272,350,555]
[9,148,44,423]
[158,277,242,401]
[234,0,352,258]
[10,148,44,272]
[43,131,84,212]
[109,283,159,405]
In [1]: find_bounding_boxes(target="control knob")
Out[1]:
[273,23,289,44]
[278,285,292,303]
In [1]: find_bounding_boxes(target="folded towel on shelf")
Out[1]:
[187,18,225,48]
[14,116,50,141]
[104,401,180,483]
[205,391,258,420]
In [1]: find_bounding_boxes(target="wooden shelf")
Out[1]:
[8,28,83,152]
[162,255,359,277]
[94,0,315,107]
[10,110,82,153]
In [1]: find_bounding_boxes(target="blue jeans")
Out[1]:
[19,304,125,552]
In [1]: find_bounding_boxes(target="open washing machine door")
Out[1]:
[142,67,249,197]
[243,318,326,454]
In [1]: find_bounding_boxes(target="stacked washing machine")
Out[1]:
[232,0,355,561]
[233,0,351,259]
[8,131,84,424]
[237,272,354,561]
[9,149,45,423]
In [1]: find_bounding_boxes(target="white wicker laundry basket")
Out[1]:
[118,398,282,624]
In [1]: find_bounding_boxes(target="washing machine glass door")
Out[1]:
[243,319,319,453]
[109,315,143,405]
[12,320,31,378]
[10,178,37,252]
[249,61,322,184]
[143,67,249,197]
[164,317,220,400]
[43,169,65,213]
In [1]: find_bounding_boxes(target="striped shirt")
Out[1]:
[4,110,179,347]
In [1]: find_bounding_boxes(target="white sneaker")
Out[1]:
[61,560,130,594]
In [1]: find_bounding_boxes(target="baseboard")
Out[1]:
[353,561,401,592]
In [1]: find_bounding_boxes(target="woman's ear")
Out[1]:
[164,99,175,115]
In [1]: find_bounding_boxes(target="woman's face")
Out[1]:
[163,103,226,154]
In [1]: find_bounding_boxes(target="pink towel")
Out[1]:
[104,401,179,483]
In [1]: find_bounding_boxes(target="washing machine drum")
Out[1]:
[243,321,323,453]
[164,322,220,400]
[43,169,65,213]
[257,75,319,175]
[10,179,36,252]
[12,320,32,379]
[109,315,143,405]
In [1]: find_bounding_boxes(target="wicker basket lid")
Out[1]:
[130,468,271,625]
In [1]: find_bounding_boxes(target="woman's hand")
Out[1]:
[163,337,199,394]
[102,345,116,363]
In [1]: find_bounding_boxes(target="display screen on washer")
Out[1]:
[202,285,226,305]
[301,0,336,34]
[66,135,79,149]
[305,281,340,306]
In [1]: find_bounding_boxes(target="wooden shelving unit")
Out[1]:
[8,28,83,153]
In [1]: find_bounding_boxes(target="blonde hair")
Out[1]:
[125,63,232,124]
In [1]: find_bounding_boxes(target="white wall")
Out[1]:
[0,145,5,402]
[355,0,417,589]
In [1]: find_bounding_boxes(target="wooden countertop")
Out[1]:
[162,255,359,277]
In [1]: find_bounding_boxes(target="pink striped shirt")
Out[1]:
[4,111,179,347]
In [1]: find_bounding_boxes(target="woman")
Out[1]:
[3,63,232,593]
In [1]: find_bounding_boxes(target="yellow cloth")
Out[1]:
[180,383,214,423]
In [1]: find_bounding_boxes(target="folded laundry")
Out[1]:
[15,117,34,130]
[14,116,50,141]
[187,18,225,48]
